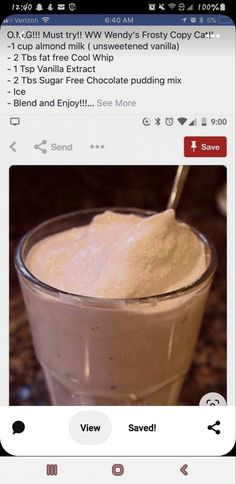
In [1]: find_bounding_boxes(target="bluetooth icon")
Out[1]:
[155,117,161,126]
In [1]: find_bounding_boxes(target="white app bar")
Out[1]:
[0,406,235,456]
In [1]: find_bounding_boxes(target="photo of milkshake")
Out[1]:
[15,208,216,405]
[10,165,226,406]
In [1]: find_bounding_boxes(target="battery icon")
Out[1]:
[218,16,233,24]
[220,3,225,11]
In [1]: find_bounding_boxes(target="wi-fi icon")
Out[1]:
[177,117,188,125]
[168,3,176,9]
[42,17,50,23]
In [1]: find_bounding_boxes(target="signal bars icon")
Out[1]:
[46,464,58,476]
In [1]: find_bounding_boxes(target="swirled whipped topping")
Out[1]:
[26,209,206,298]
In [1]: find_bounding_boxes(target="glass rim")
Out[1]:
[15,207,217,305]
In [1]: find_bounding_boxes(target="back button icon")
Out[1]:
[180,464,188,476]
[9,141,16,152]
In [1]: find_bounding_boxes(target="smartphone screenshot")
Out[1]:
[0,0,235,463]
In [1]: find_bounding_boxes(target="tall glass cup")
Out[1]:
[15,208,217,405]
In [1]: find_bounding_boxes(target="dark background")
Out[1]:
[10,165,226,405]
[1,1,235,19]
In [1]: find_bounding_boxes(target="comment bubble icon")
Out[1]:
[12,420,25,434]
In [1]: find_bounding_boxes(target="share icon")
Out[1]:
[207,420,221,435]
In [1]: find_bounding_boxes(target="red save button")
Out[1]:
[184,136,227,157]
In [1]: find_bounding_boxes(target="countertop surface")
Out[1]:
[10,166,226,405]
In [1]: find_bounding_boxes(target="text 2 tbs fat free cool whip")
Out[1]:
[17,209,215,405]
